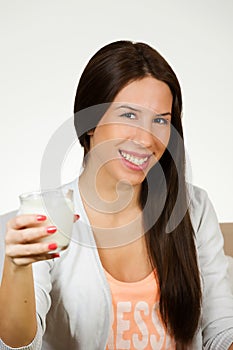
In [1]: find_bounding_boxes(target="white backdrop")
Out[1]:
[0,0,232,221]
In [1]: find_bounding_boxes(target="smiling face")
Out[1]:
[87,76,173,187]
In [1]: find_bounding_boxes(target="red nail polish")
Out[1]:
[52,253,60,258]
[37,215,47,221]
[74,214,80,222]
[48,243,57,250]
[47,226,57,234]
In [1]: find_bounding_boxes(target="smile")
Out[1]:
[119,150,151,167]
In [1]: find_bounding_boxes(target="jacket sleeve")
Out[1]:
[0,212,53,350]
[189,186,233,349]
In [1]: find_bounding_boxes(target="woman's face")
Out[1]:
[88,76,173,186]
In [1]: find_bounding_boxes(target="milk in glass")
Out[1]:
[19,189,74,252]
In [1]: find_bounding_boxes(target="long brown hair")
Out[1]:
[73,40,202,347]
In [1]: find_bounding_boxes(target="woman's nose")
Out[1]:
[132,125,155,149]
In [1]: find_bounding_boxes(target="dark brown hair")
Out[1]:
[74,40,202,348]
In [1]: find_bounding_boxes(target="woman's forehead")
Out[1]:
[112,77,172,113]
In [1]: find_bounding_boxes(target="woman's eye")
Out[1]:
[153,117,170,125]
[120,112,136,119]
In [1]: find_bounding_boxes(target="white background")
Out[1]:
[0,0,232,221]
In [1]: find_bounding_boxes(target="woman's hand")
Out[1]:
[5,214,59,266]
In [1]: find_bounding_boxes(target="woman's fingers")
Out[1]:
[7,214,47,230]
[3,213,78,266]
[5,225,57,245]
[4,214,60,266]
[6,241,58,258]
[10,252,60,266]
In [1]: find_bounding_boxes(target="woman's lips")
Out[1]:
[119,149,152,170]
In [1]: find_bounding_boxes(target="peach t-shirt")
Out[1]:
[105,269,175,350]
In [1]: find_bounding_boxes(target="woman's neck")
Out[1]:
[79,160,142,215]
[78,159,145,249]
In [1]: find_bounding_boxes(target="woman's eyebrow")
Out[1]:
[115,105,141,112]
[154,112,172,117]
[115,105,171,117]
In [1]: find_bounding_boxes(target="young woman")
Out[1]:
[0,41,233,350]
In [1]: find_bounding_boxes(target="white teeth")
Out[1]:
[120,151,149,166]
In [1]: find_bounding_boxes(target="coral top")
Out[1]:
[105,269,175,350]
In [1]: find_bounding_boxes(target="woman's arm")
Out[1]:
[0,258,37,347]
[190,186,233,349]
[0,214,57,348]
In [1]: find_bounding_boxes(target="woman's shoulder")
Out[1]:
[187,182,209,209]
[186,183,219,237]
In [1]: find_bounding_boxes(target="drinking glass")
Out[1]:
[19,188,74,253]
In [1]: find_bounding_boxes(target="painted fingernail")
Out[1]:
[74,214,80,222]
[37,215,47,221]
[47,226,57,234]
[48,243,58,251]
[52,253,60,258]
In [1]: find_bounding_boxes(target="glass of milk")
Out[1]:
[19,188,74,253]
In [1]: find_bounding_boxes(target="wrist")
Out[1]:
[4,255,32,274]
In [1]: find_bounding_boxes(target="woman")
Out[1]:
[0,41,232,349]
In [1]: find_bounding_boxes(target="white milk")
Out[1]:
[19,190,74,252]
